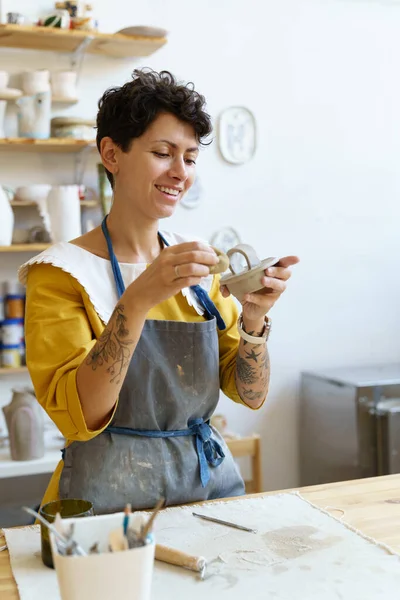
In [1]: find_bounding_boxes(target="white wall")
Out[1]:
[1,0,400,491]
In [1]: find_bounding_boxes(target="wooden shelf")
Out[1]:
[0,24,166,58]
[0,367,29,375]
[11,200,98,208]
[0,244,49,252]
[0,138,95,153]
[52,96,79,105]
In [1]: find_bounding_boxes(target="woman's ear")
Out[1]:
[100,137,119,177]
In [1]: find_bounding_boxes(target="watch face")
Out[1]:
[210,227,241,254]
[218,106,256,164]
[180,175,202,209]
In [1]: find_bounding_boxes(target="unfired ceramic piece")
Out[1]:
[116,26,168,37]
[209,247,229,275]
[220,244,279,301]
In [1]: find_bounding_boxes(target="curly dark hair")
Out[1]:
[96,69,213,187]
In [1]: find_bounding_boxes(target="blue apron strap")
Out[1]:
[106,419,225,488]
[101,217,225,329]
[158,231,226,330]
[101,216,126,299]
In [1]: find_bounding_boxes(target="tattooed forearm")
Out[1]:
[235,335,270,408]
[236,355,257,385]
[85,304,134,384]
[241,388,265,402]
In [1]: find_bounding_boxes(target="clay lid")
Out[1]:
[220,257,279,285]
[51,117,96,127]
[220,244,279,285]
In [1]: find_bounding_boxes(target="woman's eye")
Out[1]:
[153,152,169,158]
[185,159,196,165]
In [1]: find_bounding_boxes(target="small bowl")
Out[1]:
[220,244,279,302]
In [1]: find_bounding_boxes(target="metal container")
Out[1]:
[300,363,400,486]
[376,398,400,476]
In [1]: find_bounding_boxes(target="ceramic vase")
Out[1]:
[46,185,82,242]
[16,91,51,139]
[0,185,14,246]
[2,388,45,461]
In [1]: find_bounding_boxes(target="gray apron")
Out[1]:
[59,218,244,514]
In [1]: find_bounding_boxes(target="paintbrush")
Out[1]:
[139,497,165,542]
[123,503,131,537]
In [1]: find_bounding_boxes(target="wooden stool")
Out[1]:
[225,434,262,493]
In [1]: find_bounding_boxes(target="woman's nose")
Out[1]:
[169,158,187,181]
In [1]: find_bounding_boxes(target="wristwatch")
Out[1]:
[237,314,271,344]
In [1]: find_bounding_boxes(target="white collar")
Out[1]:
[18,231,213,324]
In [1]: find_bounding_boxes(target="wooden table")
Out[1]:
[2,474,400,599]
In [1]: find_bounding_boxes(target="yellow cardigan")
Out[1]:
[25,262,254,507]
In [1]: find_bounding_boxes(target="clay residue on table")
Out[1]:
[263,525,341,559]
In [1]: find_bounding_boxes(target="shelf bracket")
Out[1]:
[70,36,95,80]
[75,143,96,185]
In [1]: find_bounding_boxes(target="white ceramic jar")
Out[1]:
[21,69,50,96]
[51,71,78,100]
[46,185,82,242]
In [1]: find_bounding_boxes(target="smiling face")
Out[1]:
[101,112,199,222]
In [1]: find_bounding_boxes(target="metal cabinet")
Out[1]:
[300,364,400,486]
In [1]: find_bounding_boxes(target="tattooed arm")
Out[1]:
[235,317,270,409]
[76,240,219,430]
[76,297,148,430]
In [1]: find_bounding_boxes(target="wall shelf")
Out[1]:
[0,24,166,58]
[52,96,79,105]
[0,367,29,375]
[11,200,98,208]
[0,138,95,153]
[0,244,49,252]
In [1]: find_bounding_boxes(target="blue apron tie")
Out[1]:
[107,419,225,488]
[98,216,226,487]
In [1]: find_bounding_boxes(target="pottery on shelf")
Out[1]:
[0,186,15,246]
[116,25,168,37]
[0,70,23,101]
[2,388,45,461]
[16,91,51,139]
[21,69,51,96]
[220,244,279,302]
[51,70,78,101]
[46,185,82,242]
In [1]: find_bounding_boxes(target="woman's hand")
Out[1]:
[126,241,218,313]
[220,255,300,322]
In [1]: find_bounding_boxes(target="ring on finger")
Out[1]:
[174,265,181,278]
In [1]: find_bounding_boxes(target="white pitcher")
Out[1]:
[46,185,82,243]
[16,91,51,139]
[0,186,14,246]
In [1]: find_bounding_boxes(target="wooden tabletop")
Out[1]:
[2,474,400,599]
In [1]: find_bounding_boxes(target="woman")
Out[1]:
[20,70,299,514]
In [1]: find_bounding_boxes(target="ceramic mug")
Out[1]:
[50,70,78,99]
[21,70,50,96]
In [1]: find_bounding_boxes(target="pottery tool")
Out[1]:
[192,511,257,533]
[22,507,87,556]
[155,544,207,578]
